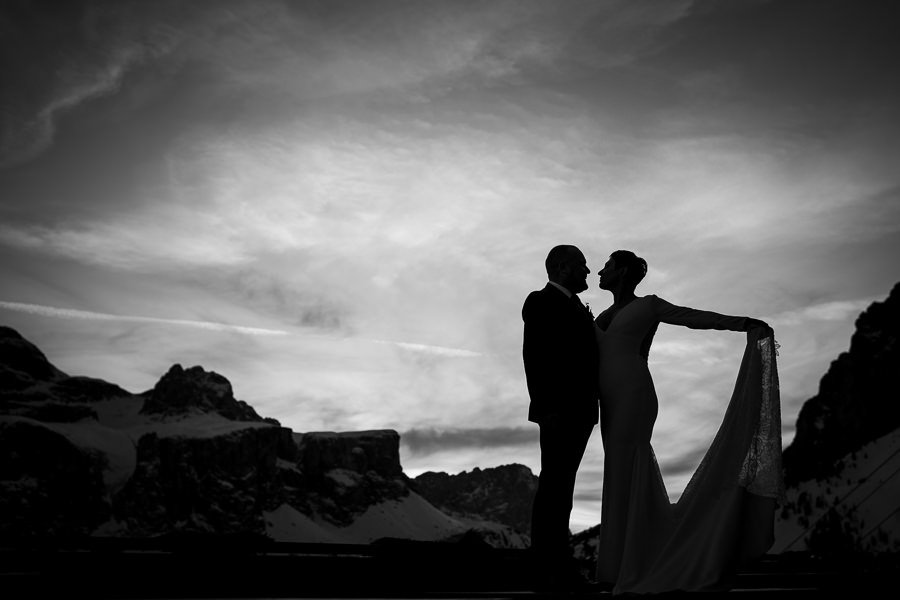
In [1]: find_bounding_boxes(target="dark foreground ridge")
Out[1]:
[3,536,896,598]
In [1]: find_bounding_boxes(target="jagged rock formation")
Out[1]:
[771,282,900,556]
[412,463,538,536]
[783,282,900,485]
[0,325,68,385]
[141,364,274,423]
[0,326,128,421]
[297,430,404,478]
[0,326,525,547]
[292,430,410,526]
[108,425,297,536]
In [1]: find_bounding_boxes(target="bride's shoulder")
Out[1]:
[641,294,667,309]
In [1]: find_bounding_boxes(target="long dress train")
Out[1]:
[595,295,784,595]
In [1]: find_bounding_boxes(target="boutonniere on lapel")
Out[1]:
[585,302,594,319]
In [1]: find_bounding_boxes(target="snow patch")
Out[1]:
[326,468,360,487]
[773,429,900,553]
[264,504,350,544]
[265,492,469,545]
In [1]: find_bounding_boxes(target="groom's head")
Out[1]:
[546,245,589,294]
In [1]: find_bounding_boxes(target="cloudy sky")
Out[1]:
[1,0,898,532]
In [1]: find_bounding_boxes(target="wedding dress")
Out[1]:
[594,295,783,595]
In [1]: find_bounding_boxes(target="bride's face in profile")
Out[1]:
[598,258,621,290]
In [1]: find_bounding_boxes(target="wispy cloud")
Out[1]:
[772,298,878,326]
[0,301,288,336]
[376,340,482,359]
[0,1,183,168]
[0,297,492,353]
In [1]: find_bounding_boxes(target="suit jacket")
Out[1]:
[522,283,600,425]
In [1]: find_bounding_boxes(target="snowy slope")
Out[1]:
[773,428,900,554]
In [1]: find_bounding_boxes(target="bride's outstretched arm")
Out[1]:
[651,295,752,332]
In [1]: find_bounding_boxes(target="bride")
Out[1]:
[593,250,784,594]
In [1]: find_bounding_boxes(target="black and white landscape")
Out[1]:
[0,324,534,549]
[3,282,899,559]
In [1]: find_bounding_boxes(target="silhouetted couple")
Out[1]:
[522,245,783,594]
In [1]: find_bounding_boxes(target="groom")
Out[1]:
[522,244,599,590]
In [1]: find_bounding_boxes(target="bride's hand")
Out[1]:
[745,318,773,336]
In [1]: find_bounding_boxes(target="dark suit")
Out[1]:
[522,283,599,574]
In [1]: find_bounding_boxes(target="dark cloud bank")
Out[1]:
[400,426,538,454]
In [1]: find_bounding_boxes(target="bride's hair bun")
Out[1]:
[611,249,647,286]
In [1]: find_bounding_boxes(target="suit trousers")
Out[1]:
[530,417,594,570]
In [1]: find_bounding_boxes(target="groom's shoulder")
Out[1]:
[525,284,554,302]
[523,284,558,313]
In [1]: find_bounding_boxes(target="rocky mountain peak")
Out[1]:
[783,281,900,484]
[1,326,130,422]
[0,326,67,389]
[140,363,272,423]
[412,463,538,535]
[0,327,526,547]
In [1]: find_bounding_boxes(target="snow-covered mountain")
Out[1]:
[0,326,527,548]
[773,427,900,555]
[773,281,900,555]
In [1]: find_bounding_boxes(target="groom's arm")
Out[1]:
[522,291,565,420]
